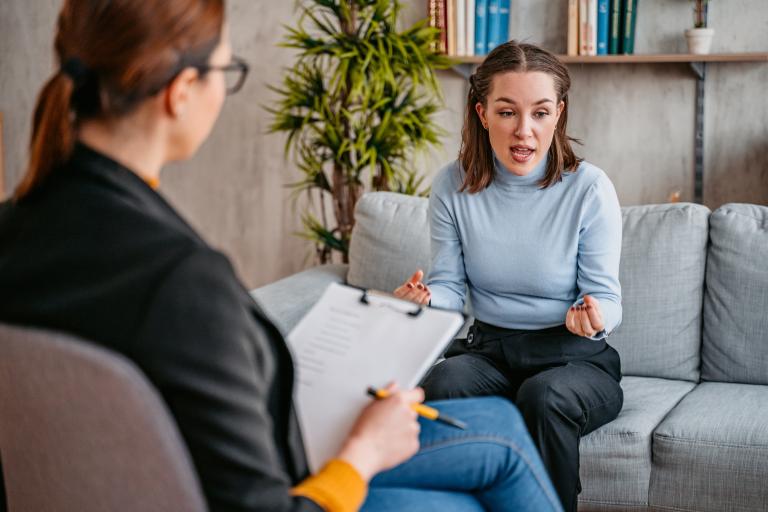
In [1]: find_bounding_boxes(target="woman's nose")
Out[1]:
[514,116,532,138]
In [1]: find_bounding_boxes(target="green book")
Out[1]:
[622,0,638,54]
[609,0,621,54]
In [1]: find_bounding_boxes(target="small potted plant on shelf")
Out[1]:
[685,0,714,54]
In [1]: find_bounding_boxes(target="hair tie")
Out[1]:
[60,57,91,89]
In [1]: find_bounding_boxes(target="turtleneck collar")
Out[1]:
[492,152,548,189]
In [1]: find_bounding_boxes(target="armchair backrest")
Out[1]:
[0,323,207,512]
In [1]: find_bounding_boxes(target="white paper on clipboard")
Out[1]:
[286,282,465,473]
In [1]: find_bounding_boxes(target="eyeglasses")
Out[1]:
[195,55,250,95]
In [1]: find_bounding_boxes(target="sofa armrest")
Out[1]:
[250,264,349,335]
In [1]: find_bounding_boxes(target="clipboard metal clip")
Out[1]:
[359,289,424,318]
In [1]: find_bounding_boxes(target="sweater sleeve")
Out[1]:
[133,248,358,511]
[574,175,623,339]
[426,166,468,312]
[292,459,367,511]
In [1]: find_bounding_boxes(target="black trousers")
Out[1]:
[421,321,623,512]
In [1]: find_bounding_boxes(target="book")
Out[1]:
[466,0,476,56]
[498,0,510,47]
[579,0,596,56]
[287,283,465,472]
[427,0,448,54]
[567,0,579,56]
[486,0,501,52]
[457,0,466,55]
[596,0,609,55]
[608,0,621,54]
[475,0,489,55]
[622,0,637,54]
[447,0,457,55]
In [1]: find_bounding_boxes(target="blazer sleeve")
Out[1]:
[132,248,328,512]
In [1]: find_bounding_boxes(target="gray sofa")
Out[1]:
[254,192,768,512]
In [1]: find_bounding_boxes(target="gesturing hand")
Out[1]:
[393,269,431,305]
[565,295,605,338]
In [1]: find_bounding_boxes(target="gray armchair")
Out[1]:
[0,323,206,512]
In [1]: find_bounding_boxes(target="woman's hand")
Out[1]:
[336,383,423,481]
[393,270,431,305]
[565,295,605,338]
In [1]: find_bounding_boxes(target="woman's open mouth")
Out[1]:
[510,145,535,164]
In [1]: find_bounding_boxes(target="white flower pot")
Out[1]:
[685,28,715,55]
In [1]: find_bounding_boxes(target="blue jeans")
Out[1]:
[361,397,563,512]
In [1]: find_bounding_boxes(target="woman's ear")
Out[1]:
[163,67,199,119]
[556,100,565,121]
[475,102,488,129]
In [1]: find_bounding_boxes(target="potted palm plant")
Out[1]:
[269,0,451,263]
[685,0,714,54]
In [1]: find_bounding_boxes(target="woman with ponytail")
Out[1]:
[394,41,624,512]
[0,2,563,511]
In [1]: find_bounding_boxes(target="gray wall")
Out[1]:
[2,0,767,287]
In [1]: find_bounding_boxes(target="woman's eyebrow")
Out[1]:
[493,97,554,105]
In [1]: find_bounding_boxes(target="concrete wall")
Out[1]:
[2,0,767,287]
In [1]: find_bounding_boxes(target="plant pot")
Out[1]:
[685,28,715,55]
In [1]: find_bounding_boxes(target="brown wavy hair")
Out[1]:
[14,0,225,200]
[459,41,582,193]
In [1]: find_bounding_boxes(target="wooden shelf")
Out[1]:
[451,52,768,65]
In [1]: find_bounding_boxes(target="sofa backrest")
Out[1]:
[348,192,711,382]
[347,192,431,292]
[701,203,768,385]
[608,204,709,382]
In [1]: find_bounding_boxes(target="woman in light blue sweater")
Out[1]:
[395,41,623,512]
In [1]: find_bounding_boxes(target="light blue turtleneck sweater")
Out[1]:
[427,155,622,339]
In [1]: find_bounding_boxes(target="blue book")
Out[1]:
[498,0,510,48]
[486,0,501,52]
[596,0,609,55]
[475,0,489,55]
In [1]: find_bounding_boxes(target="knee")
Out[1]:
[516,377,580,424]
[422,359,471,400]
[421,357,484,400]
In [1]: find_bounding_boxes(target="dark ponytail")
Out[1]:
[14,72,76,200]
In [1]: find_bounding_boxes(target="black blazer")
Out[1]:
[0,144,321,512]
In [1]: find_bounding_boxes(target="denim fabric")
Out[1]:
[362,397,563,512]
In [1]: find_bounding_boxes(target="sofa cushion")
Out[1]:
[347,192,430,293]
[578,376,695,511]
[607,203,709,382]
[649,382,768,512]
[702,203,768,385]
[251,264,349,334]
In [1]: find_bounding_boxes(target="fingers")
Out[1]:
[566,306,576,334]
[566,304,597,337]
[402,386,425,404]
[583,296,605,331]
[578,307,595,337]
[409,269,424,284]
[395,283,430,305]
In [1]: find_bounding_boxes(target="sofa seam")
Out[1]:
[653,434,768,450]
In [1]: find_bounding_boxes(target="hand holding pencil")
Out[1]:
[336,383,422,481]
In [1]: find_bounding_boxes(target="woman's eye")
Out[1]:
[499,111,515,117]
[534,111,550,119]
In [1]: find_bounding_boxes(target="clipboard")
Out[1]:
[286,282,466,473]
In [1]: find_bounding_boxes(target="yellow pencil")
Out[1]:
[367,387,467,430]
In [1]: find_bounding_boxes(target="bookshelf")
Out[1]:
[453,52,768,65]
[446,52,768,203]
